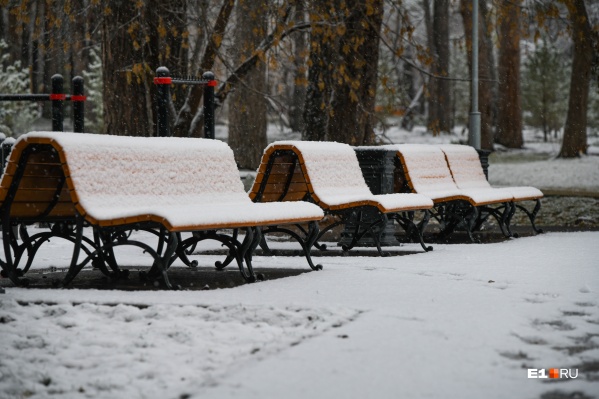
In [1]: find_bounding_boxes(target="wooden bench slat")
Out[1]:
[8,202,77,218]
[259,181,308,191]
[254,171,307,185]
[28,151,60,163]
[258,191,307,202]
[272,154,296,163]
[3,162,64,178]
[257,163,299,175]
[1,176,65,190]
[12,188,71,203]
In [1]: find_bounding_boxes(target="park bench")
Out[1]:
[249,141,434,257]
[388,144,542,241]
[0,132,324,289]
[438,144,543,236]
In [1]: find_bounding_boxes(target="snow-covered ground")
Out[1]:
[1,123,598,398]
[1,233,598,398]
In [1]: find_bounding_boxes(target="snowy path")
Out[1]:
[1,232,598,398]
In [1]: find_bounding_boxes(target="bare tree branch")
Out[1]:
[188,16,318,137]
[172,0,236,137]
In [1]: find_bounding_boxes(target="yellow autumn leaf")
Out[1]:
[158,21,167,38]
[366,4,374,16]
[213,34,223,47]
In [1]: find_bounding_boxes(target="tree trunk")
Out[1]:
[559,0,593,158]
[20,14,29,69]
[7,6,21,64]
[70,1,87,78]
[460,0,495,150]
[30,0,41,93]
[0,8,5,45]
[289,0,307,133]
[41,0,54,118]
[102,1,159,136]
[228,1,268,169]
[302,0,339,141]
[496,0,523,148]
[162,0,189,112]
[429,0,450,134]
[327,0,384,145]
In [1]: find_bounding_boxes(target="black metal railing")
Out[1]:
[154,66,216,139]
[0,74,86,133]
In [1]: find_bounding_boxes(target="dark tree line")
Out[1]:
[1,0,597,166]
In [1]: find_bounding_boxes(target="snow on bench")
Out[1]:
[0,132,324,288]
[388,144,518,242]
[250,141,434,254]
[388,144,543,240]
[388,144,516,206]
[438,144,543,202]
[439,144,543,235]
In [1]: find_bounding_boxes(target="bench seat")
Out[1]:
[387,144,515,206]
[66,199,323,231]
[438,144,543,234]
[387,143,517,241]
[438,144,543,201]
[0,132,324,288]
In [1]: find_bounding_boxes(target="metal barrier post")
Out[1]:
[72,76,85,133]
[51,74,64,131]
[155,67,172,137]
[202,71,216,139]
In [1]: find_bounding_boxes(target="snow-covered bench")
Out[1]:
[0,132,324,289]
[249,141,434,255]
[439,144,543,236]
[385,144,542,241]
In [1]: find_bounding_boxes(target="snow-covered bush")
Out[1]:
[0,41,40,137]
[82,47,104,133]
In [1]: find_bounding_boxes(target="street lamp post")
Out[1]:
[469,0,481,149]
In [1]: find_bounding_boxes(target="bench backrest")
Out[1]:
[386,144,459,195]
[0,132,249,223]
[439,145,491,190]
[250,141,375,209]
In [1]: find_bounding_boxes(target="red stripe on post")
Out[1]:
[207,80,217,87]
[49,94,67,100]
[70,95,87,102]
[153,77,173,85]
